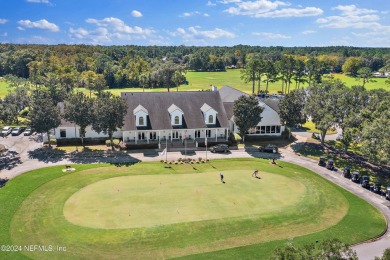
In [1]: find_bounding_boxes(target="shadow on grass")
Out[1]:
[28,147,66,163]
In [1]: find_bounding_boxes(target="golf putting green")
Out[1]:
[2,159,385,259]
[64,171,306,229]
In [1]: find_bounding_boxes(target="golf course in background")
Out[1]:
[0,159,386,259]
[0,70,388,99]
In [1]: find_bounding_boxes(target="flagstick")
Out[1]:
[165,137,168,162]
[184,131,187,160]
[205,137,208,161]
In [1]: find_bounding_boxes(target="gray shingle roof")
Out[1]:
[121,91,229,131]
[219,86,249,103]
[263,99,281,114]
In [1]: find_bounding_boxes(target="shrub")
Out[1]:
[198,157,202,161]
[105,139,121,147]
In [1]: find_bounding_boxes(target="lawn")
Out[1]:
[330,73,389,90]
[0,71,388,99]
[0,80,9,97]
[302,121,338,135]
[0,159,385,259]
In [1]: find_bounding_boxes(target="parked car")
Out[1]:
[351,171,360,183]
[343,166,351,178]
[1,126,12,136]
[259,144,278,153]
[326,159,335,170]
[11,127,25,136]
[210,144,229,153]
[386,187,390,200]
[361,175,370,189]
[371,181,382,194]
[318,156,326,167]
[23,127,33,136]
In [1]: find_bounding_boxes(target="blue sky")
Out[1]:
[0,0,389,47]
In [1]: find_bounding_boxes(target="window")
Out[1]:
[60,129,66,138]
[195,130,200,138]
[208,115,213,124]
[149,132,156,140]
[261,126,265,134]
[276,126,281,133]
[206,130,211,138]
[256,126,260,134]
[271,126,276,133]
[174,116,180,125]
[266,126,271,133]
[138,132,145,140]
[139,116,144,126]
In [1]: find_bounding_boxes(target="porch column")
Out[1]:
[147,131,149,144]
[215,129,217,142]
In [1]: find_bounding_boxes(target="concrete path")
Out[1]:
[1,133,389,260]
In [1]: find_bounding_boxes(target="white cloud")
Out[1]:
[224,0,322,18]
[17,26,25,31]
[316,5,389,30]
[17,19,59,32]
[207,1,216,6]
[172,26,235,42]
[0,32,7,37]
[253,32,291,39]
[26,0,50,3]
[180,11,210,18]
[69,17,156,44]
[131,10,143,18]
[301,30,316,35]
[0,19,8,24]
[219,0,241,4]
[85,17,153,35]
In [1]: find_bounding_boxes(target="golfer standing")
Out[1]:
[220,173,224,183]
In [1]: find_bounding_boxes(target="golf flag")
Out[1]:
[159,148,167,157]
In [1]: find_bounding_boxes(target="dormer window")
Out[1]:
[208,115,213,124]
[168,104,184,126]
[201,103,218,125]
[133,105,148,127]
[139,117,144,126]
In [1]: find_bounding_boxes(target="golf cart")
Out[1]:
[351,171,360,183]
[343,166,351,178]
[386,187,390,200]
[371,181,382,194]
[318,156,326,167]
[326,159,335,170]
[361,175,370,189]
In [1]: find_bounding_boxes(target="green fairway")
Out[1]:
[0,159,385,259]
[0,71,388,99]
[331,73,389,90]
[64,171,306,229]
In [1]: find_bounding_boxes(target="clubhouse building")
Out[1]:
[54,86,284,148]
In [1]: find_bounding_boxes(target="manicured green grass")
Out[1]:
[302,121,338,135]
[0,80,9,97]
[330,73,389,90]
[64,170,306,229]
[0,159,385,259]
[0,71,388,99]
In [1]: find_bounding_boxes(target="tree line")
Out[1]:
[1,44,390,92]
[279,80,390,166]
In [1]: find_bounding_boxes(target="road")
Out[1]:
[0,133,389,259]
